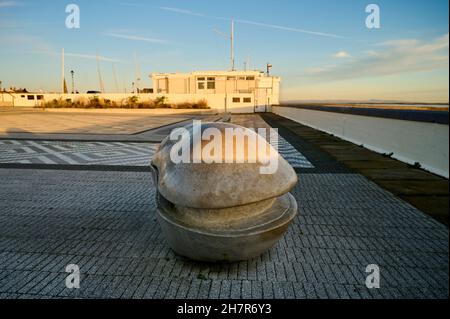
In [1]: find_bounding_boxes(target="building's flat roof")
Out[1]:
[151,70,277,78]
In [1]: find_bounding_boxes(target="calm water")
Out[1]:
[354,104,449,109]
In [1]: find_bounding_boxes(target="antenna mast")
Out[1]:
[213,19,236,71]
[231,19,235,71]
[244,55,251,71]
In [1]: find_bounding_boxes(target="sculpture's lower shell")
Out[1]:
[156,192,298,262]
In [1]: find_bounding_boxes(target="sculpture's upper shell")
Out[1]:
[151,122,298,209]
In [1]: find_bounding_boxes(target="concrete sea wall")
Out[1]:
[272,105,449,178]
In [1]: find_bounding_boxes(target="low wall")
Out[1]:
[40,108,217,115]
[272,106,449,178]
[3,92,270,114]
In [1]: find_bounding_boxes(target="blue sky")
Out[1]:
[0,0,448,101]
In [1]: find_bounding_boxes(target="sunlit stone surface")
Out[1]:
[151,122,298,262]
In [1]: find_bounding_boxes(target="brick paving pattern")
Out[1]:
[0,136,313,168]
[0,169,447,299]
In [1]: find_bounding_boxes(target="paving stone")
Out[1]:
[219,280,231,299]
[241,280,252,299]
[175,278,191,299]
[120,276,144,299]
[186,279,201,299]
[163,279,181,300]
[272,282,285,299]
[262,282,274,299]
[251,281,262,299]
[196,280,211,299]
[208,281,221,299]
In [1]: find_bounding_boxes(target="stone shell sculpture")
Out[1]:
[151,122,298,262]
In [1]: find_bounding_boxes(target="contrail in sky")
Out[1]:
[157,6,346,39]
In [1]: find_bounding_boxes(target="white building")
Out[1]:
[151,70,281,113]
[0,70,281,114]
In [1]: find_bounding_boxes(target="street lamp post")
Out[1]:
[136,78,141,94]
[70,70,75,94]
[266,63,273,77]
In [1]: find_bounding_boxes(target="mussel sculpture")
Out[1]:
[150,122,298,262]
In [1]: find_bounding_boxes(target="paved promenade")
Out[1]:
[0,111,448,299]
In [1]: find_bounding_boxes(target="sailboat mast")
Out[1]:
[112,63,119,93]
[134,52,141,94]
[61,48,65,94]
[96,54,105,93]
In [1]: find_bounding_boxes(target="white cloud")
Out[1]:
[32,50,123,63]
[306,34,449,81]
[0,1,20,8]
[379,39,419,47]
[64,52,123,63]
[0,34,53,52]
[159,6,200,16]
[103,32,169,44]
[333,51,351,58]
[379,34,449,54]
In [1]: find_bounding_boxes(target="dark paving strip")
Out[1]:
[261,114,350,174]
[0,164,152,172]
[138,115,224,142]
[262,113,449,226]
[130,118,193,136]
[293,167,352,174]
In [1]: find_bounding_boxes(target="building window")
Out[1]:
[232,97,241,103]
[27,95,35,100]
[227,76,236,81]
[243,97,252,103]
[238,76,246,80]
[246,76,255,81]
[198,77,215,90]
[207,77,215,90]
[21,95,25,98]
[197,77,206,90]
[37,95,44,100]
